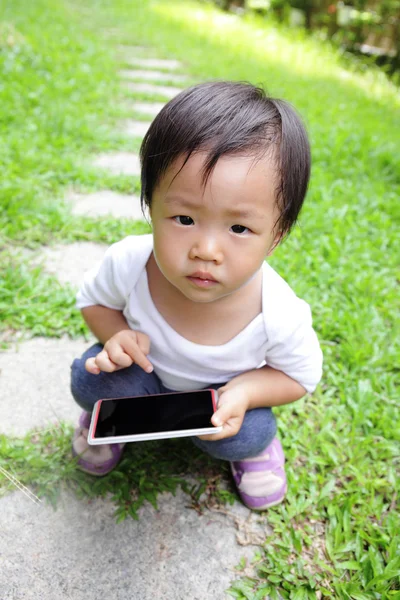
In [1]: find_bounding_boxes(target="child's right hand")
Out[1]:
[85,330,153,375]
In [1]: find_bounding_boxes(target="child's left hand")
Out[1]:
[197,383,249,441]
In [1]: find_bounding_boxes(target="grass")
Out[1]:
[0,0,399,597]
[0,423,234,520]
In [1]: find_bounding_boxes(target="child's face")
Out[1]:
[150,151,281,304]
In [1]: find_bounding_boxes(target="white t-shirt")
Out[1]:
[76,235,323,393]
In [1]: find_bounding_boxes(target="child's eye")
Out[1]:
[174,215,194,226]
[231,224,249,234]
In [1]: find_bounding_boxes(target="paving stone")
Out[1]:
[119,69,188,83]
[131,101,166,117]
[68,190,148,220]
[92,151,141,176]
[38,241,109,288]
[116,44,149,53]
[0,332,267,599]
[0,242,109,435]
[123,81,183,99]
[0,337,93,436]
[125,57,183,70]
[120,120,151,138]
[0,486,264,600]
[0,242,106,435]
[102,28,122,37]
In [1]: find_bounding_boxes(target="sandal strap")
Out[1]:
[232,457,282,473]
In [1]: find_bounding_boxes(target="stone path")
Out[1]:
[119,69,188,83]
[120,119,151,138]
[122,81,183,98]
[92,151,141,176]
[68,190,147,220]
[124,57,182,70]
[131,101,165,117]
[0,49,265,600]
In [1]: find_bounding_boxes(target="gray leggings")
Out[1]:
[70,343,277,461]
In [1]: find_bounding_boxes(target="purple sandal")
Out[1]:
[72,411,125,476]
[231,437,287,510]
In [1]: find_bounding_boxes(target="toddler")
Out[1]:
[71,81,323,510]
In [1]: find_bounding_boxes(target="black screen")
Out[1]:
[93,390,216,438]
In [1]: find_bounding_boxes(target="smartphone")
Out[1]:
[87,389,222,445]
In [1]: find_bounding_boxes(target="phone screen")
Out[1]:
[92,390,217,439]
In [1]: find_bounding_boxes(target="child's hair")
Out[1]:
[140,80,311,235]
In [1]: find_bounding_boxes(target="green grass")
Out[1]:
[0,0,399,598]
[0,424,234,520]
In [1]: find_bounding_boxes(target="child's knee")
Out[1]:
[251,407,277,448]
[70,343,103,410]
[241,409,277,457]
[70,356,98,411]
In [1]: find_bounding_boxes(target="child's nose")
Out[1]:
[189,234,223,263]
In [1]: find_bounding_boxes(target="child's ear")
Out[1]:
[266,232,283,256]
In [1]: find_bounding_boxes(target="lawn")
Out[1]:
[0,0,399,598]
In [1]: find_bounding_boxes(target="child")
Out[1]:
[70,81,323,511]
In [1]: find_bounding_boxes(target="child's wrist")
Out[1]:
[221,381,252,412]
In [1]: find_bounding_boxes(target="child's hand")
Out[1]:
[197,384,250,441]
[85,330,153,375]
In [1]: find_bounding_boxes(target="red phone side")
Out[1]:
[91,400,102,435]
[210,389,218,412]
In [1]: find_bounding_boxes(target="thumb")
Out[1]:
[211,403,232,427]
[85,357,100,374]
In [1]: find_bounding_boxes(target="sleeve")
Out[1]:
[76,238,136,310]
[263,275,323,394]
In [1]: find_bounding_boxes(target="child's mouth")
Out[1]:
[187,272,218,288]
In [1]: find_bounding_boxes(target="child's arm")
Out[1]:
[200,273,322,441]
[82,305,153,375]
[220,365,306,409]
[81,305,129,344]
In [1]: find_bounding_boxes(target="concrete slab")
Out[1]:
[120,120,151,138]
[131,102,166,117]
[0,322,267,600]
[119,69,188,83]
[101,28,122,37]
[0,487,264,600]
[92,152,141,176]
[123,81,183,99]
[38,241,108,288]
[0,337,93,436]
[116,44,149,53]
[1,241,123,433]
[125,57,183,70]
[68,190,148,220]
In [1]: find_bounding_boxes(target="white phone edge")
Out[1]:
[87,393,222,445]
[87,425,223,445]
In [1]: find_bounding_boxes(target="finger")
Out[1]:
[211,403,235,427]
[105,342,134,369]
[217,385,228,397]
[85,357,101,374]
[93,350,123,373]
[199,417,241,440]
[197,430,226,441]
[198,414,237,441]
[121,337,154,373]
[136,332,151,356]
[211,411,223,427]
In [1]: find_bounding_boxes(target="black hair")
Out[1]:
[139,80,311,235]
